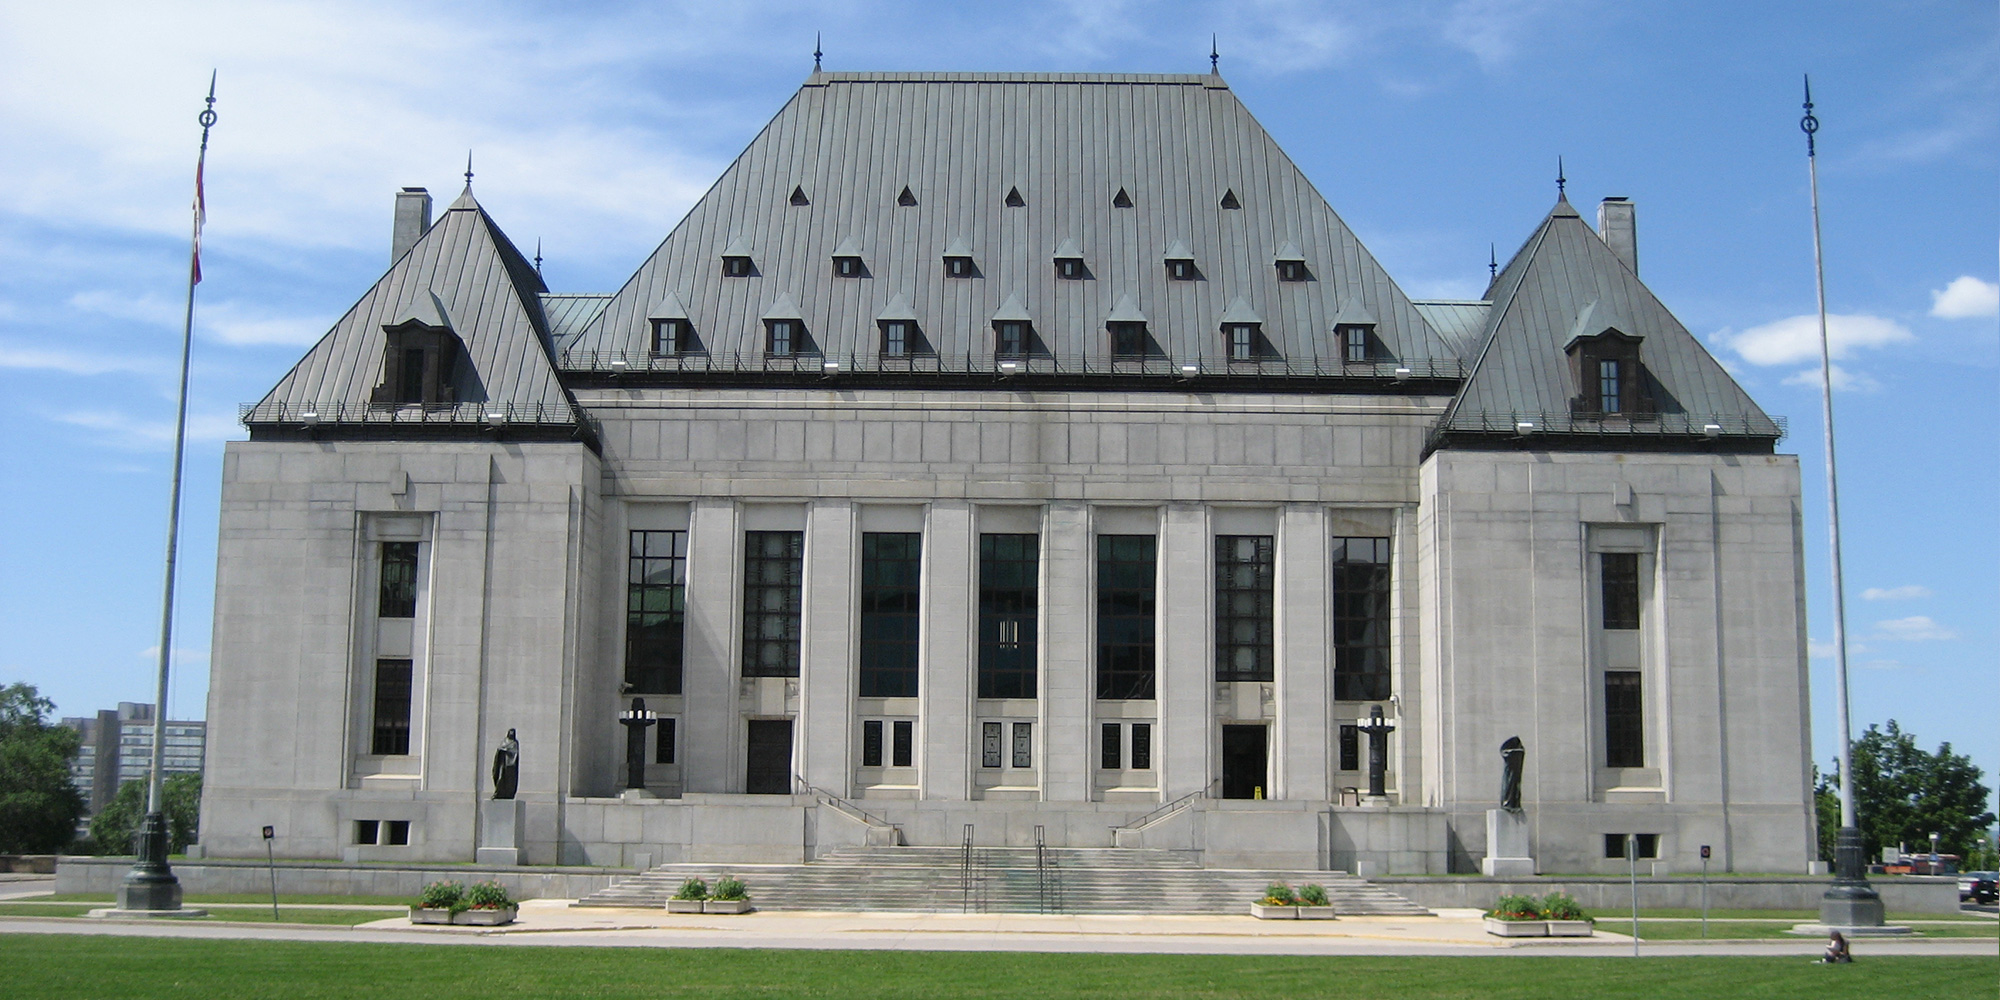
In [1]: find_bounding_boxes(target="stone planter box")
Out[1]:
[703,899,752,914]
[1484,917,1547,937]
[408,907,453,925]
[408,905,517,926]
[1250,902,1298,919]
[1545,919,1593,937]
[666,899,706,914]
[1295,905,1336,920]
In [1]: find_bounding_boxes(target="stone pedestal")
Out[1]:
[1480,808,1536,877]
[476,799,523,866]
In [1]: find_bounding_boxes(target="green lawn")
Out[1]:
[0,936,1990,999]
[1618,920,1998,940]
[45,892,408,906]
[0,904,394,926]
[1614,907,1991,922]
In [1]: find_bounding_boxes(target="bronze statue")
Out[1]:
[1499,736,1525,811]
[491,728,519,800]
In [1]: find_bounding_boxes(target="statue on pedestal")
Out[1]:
[491,728,519,800]
[1499,736,1526,811]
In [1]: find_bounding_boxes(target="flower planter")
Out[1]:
[666,899,706,914]
[1545,919,1593,937]
[703,899,752,914]
[408,907,454,925]
[1294,905,1336,921]
[1483,917,1547,937]
[456,906,517,926]
[1250,902,1298,919]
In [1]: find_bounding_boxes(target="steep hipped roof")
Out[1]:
[1433,197,1781,446]
[246,188,578,427]
[571,72,1450,370]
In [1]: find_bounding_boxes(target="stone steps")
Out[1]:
[575,846,1432,916]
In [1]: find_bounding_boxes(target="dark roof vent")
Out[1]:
[1219,189,1240,210]
[1112,187,1132,208]
[789,186,810,206]
[1005,186,1025,207]
[897,186,917,207]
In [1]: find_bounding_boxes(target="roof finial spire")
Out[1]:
[464,150,474,191]
[1801,74,1819,158]
[1489,243,1498,280]
[814,32,822,72]
[1556,156,1566,197]
[1210,34,1219,74]
[534,238,543,275]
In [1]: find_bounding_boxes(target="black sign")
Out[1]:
[1700,845,1711,859]
[262,825,275,840]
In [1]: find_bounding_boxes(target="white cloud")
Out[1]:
[1931,276,2000,319]
[1782,363,1876,392]
[199,301,327,347]
[1872,616,1957,642]
[0,343,162,376]
[1862,585,1933,601]
[69,290,183,328]
[49,408,245,450]
[1439,0,1556,69]
[1720,313,1915,367]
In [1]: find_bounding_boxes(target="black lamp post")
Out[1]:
[1355,704,1396,801]
[618,697,657,791]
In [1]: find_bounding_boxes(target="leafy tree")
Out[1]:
[90,772,202,856]
[0,682,85,853]
[1814,720,1996,863]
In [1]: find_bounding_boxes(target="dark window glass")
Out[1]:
[1605,670,1644,768]
[626,530,687,694]
[379,541,419,618]
[1599,359,1622,413]
[1277,260,1306,282]
[1168,259,1195,280]
[384,820,410,846]
[861,720,884,768]
[892,720,914,768]
[1011,722,1033,768]
[1110,322,1147,357]
[947,257,972,277]
[859,532,922,697]
[997,322,1027,357]
[1131,723,1151,769]
[1096,534,1157,700]
[882,321,909,357]
[1332,536,1391,702]
[655,717,676,765]
[1604,833,1659,859]
[742,531,804,677]
[1101,723,1122,770]
[768,320,795,356]
[1057,258,1083,279]
[1338,724,1359,771]
[835,257,862,277]
[355,820,378,845]
[1215,535,1275,682]
[1344,326,1371,362]
[1226,324,1256,361]
[981,722,1003,768]
[978,533,1039,698]
[723,256,751,277]
[1601,552,1640,630]
[397,347,426,404]
[370,659,413,755]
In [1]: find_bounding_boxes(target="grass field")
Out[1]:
[0,936,1990,999]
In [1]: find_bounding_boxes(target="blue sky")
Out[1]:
[1,1,1993,800]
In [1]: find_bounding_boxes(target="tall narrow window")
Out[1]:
[378,542,418,618]
[1109,322,1148,357]
[891,720,914,768]
[882,320,910,357]
[655,717,677,765]
[1096,534,1157,700]
[1101,723,1122,770]
[997,322,1028,357]
[978,533,1039,698]
[1342,325,1373,363]
[1131,723,1151,769]
[1011,722,1033,768]
[1215,535,1275,682]
[1605,671,1644,767]
[1338,724,1360,771]
[652,318,693,356]
[981,722,1004,768]
[768,320,796,357]
[1332,536,1391,701]
[397,349,426,404]
[1599,359,1623,414]
[859,532,922,697]
[626,530,687,694]
[1225,324,1258,361]
[370,659,412,755]
[1277,260,1308,282]
[742,531,804,677]
[1601,552,1640,630]
[862,720,884,767]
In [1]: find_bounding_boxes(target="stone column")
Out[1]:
[800,501,857,793]
[681,500,741,793]
[920,501,975,799]
[1039,502,1092,802]
[1157,503,1211,800]
[1275,504,1330,800]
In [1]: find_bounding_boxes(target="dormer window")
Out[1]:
[996,321,1029,358]
[651,318,696,357]
[1057,258,1084,279]
[723,255,753,278]
[1339,324,1376,363]
[946,256,974,277]
[1278,260,1308,282]
[1109,321,1149,358]
[1599,359,1624,413]
[1567,327,1651,416]
[371,307,461,408]
[766,319,799,357]
[835,256,864,278]
[1224,323,1260,361]
[881,320,913,358]
[1163,240,1199,281]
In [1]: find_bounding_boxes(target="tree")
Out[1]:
[90,772,202,856]
[1815,719,1996,863]
[0,682,85,853]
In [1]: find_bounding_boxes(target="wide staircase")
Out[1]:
[574,845,1431,916]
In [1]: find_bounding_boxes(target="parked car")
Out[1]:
[1960,872,1998,904]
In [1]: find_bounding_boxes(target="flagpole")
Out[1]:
[1801,75,1883,931]
[119,72,216,916]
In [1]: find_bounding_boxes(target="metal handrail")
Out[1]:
[238,399,586,427]
[559,346,1468,382]
[792,776,898,833]
[1034,825,1060,915]
[1431,409,1788,443]
[959,823,977,914]
[1112,779,1221,834]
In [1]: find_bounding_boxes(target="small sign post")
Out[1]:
[1700,845,1712,938]
[1627,834,1640,957]
[262,825,279,921]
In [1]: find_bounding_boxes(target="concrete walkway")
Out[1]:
[0,899,1993,958]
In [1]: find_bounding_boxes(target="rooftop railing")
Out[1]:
[557,348,1468,383]
[1434,410,1788,443]
[239,400,585,427]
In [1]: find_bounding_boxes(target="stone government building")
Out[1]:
[200,70,1814,876]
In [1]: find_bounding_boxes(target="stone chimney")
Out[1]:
[392,187,433,263]
[1598,197,1637,275]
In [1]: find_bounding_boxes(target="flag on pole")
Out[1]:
[190,152,206,285]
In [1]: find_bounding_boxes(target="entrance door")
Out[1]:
[1221,724,1268,800]
[745,719,793,794]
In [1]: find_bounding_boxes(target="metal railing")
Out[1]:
[1111,779,1222,835]
[959,823,980,914]
[238,399,585,427]
[1433,410,1787,443]
[560,347,1468,383]
[1034,825,1062,915]
[793,776,900,840]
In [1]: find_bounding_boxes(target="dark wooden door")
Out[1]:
[745,719,793,794]
[1221,724,1268,800]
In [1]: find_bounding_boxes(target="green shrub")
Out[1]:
[1260,882,1297,906]
[417,881,465,910]
[672,878,709,901]
[1539,891,1589,922]
[711,876,748,901]
[466,881,513,910]
[1297,884,1330,907]
[1488,894,1541,921]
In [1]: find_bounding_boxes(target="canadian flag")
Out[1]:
[190,153,206,284]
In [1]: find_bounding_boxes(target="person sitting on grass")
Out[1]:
[1819,929,1852,964]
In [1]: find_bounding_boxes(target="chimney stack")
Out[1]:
[1598,197,1637,275]
[392,187,433,263]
